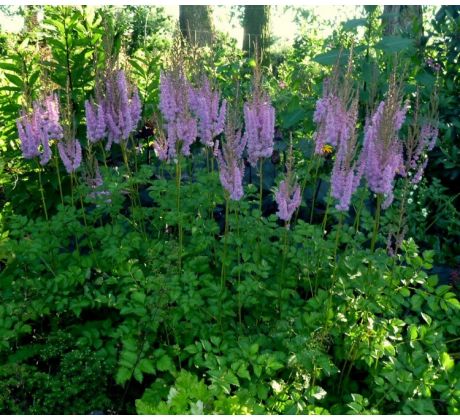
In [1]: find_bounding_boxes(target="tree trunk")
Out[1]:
[382,5,423,46]
[242,6,271,59]
[179,5,214,46]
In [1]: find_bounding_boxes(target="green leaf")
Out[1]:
[236,364,251,381]
[281,108,306,129]
[116,366,132,385]
[139,358,156,374]
[441,352,454,371]
[157,354,174,372]
[408,325,418,340]
[342,18,368,31]
[313,49,349,66]
[421,312,432,325]
[4,73,23,88]
[400,287,410,297]
[133,366,144,383]
[375,36,414,53]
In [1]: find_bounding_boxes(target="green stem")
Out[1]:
[176,157,183,274]
[321,190,332,236]
[279,223,289,318]
[353,190,366,233]
[54,151,64,206]
[236,203,242,328]
[99,142,108,169]
[334,213,344,261]
[220,196,230,330]
[371,193,383,252]
[37,162,48,221]
[259,159,263,215]
[309,158,321,224]
[73,173,95,254]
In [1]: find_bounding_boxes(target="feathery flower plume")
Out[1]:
[361,74,407,209]
[159,67,197,159]
[85,69,142,150]
[313,52,355,156]
[243,60,275,167]
[216,110,247,200]
[85,99,106,143]
[402,89,439,185]
[85,159,111,203]
[58,138,82,174]
[275,138,301,224]
[16,93,63,166]
[330,94,363,211]
[189,75,227,148]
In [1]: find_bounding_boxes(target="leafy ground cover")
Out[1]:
[0,5,459,415]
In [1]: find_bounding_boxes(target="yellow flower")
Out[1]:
[322,144,333,154]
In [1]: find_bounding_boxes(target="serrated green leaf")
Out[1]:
[116,366,132,385]
[139,358,155,374]
[441,352,454,371]
[156,354,174,372]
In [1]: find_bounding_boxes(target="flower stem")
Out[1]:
[279,222,289,318]
[220,195,230,330]
[54,151,64,206]
[37,162,48,221]
[371,193,383,252]
[235,203,242,328]
[73,173,95,254]
[321,190,332,236]
[353,190,366,233]
[259,159,264,215]
[176,157,183,274]
[309,157,321,224]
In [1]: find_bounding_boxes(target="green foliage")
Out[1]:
[0,4,459,415]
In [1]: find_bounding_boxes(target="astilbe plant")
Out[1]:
[243,63,275,167]
[313,56,355,156]
[159,67,197,160]
[189,75,227,148]
[275,140,301,226]
[85,69,142,151]
[216,112,247,201]
[16,93,63,165]
[57,137,82,174]
[360,74,407,209]
[330,94,363,211]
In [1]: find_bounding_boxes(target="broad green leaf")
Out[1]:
[441,352,454,371]
[313,49,349,66]
[375,36,414,53]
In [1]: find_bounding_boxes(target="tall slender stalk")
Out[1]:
[321,190,332,236]
[99,142,108,169]
[219,195,230,331]
[176,156,183,273]
[37,161,48,221]
[259,159,264,215]
[54,150,64,206]
[279,223,289,318]
[236,202,242,328]
[371,193,383,252]
[309,157,321,224]
[353,190,366,233]
[72,173,95,254]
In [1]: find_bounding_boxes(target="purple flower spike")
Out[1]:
[275,180,301,223]
[244,93,275,167]
[189,76,227,148]
[216,114,247,201]
[16,92,63,166]
[58,138,82,174]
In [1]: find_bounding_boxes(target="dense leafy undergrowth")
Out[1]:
[0,155,459,414]
[1,5,460,415]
